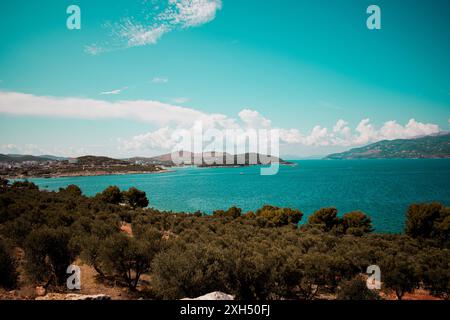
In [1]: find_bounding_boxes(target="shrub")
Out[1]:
[0,239,18,289]
[405,202,450,244]
[213,206,242,219]
[307,207,340,232]
[337,276,380,300]
[151,242,227,299]
[95,186,123,205]
[122,187,149,209]
[101,233,158,289]
[24,227,77,286]
[59,184,82,197]
[342,211,373,236]
[255,205,303,227]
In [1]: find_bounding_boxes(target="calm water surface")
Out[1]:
[27,159,450,233]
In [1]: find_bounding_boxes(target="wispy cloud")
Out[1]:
[0,91,203,126]
[170,97,189,104]
[100,86,128,95]
[86,0,223,54]
[152,77,169,84]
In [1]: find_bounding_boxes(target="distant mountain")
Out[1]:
[0,154,57,163]
[325,133,450,159]
[127,151,291,167]
[76,155,129,166]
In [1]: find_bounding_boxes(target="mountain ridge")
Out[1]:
[325,132,450,159]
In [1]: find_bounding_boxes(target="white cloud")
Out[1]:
[152,77,169,84]
[171,97,190,104]
[161,0,223,28]
[86,0,223,54]
[84,44,105,56]
[0,91,204,127]
[0,91,443,156]
[0,144,48,155]
[100,87,128,95]
[119,20,168,47]
[238,109,271,129]
[120,127,176,151]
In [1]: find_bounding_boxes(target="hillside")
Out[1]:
[325,133,450,159]
[76,155,129,166]
[128,151,291,167]
[0,154,56,163]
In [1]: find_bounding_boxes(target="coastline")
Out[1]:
[5,169,172,180]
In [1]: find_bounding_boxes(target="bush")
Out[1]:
[101,232,159,289]
[0,239,18,289]
[95,186,123,205]
[254,205,303,227]
[213,206,242,219]
[342,211,373,236]
[59,184,82,197]
[307,208,340,232]
[24,227,77,286]
[405,202,450,244]
[337,276,380,300]
[151,242,227,299]
[11,181,38,190]
[380,252,420,300]
[122,187,149,209]
[418,249,450,300]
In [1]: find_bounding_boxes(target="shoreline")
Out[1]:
[4,169,172,180]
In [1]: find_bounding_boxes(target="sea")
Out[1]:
[26,159,450,233]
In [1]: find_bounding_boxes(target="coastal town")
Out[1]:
[0,155,165,179]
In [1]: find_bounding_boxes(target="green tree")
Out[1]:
[11,181,38,190]
[405,202,450,243]
[381,252,420,300]
[24,227,77,286]
[122,187,149,209]
[101,233,157,289]
[151,242,227,299]
[337,276,380,300]
[255,205,303,227]
[342,211,373,236]
[307,207,340,232]
[213,206,242,219]
[0,239,18,289]
[59,184,82,197]
[419,249,450,300]
[95,186,123,205]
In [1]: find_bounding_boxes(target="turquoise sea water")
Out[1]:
[26,159,450,233]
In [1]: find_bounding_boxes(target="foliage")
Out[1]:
[0,180,448,300]
[342,211,373,236]
[24,226,77,286]
[95,185,122,205]
[337,276,380,300]
[405,202,450,245]
[101,232,160,289]
[213,206,242,219]
[122,187,149,209]
[307,208,340,232]
[254,205,303,227]
[0,238,18,289]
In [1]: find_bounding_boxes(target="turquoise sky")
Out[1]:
[0,0,449,157]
